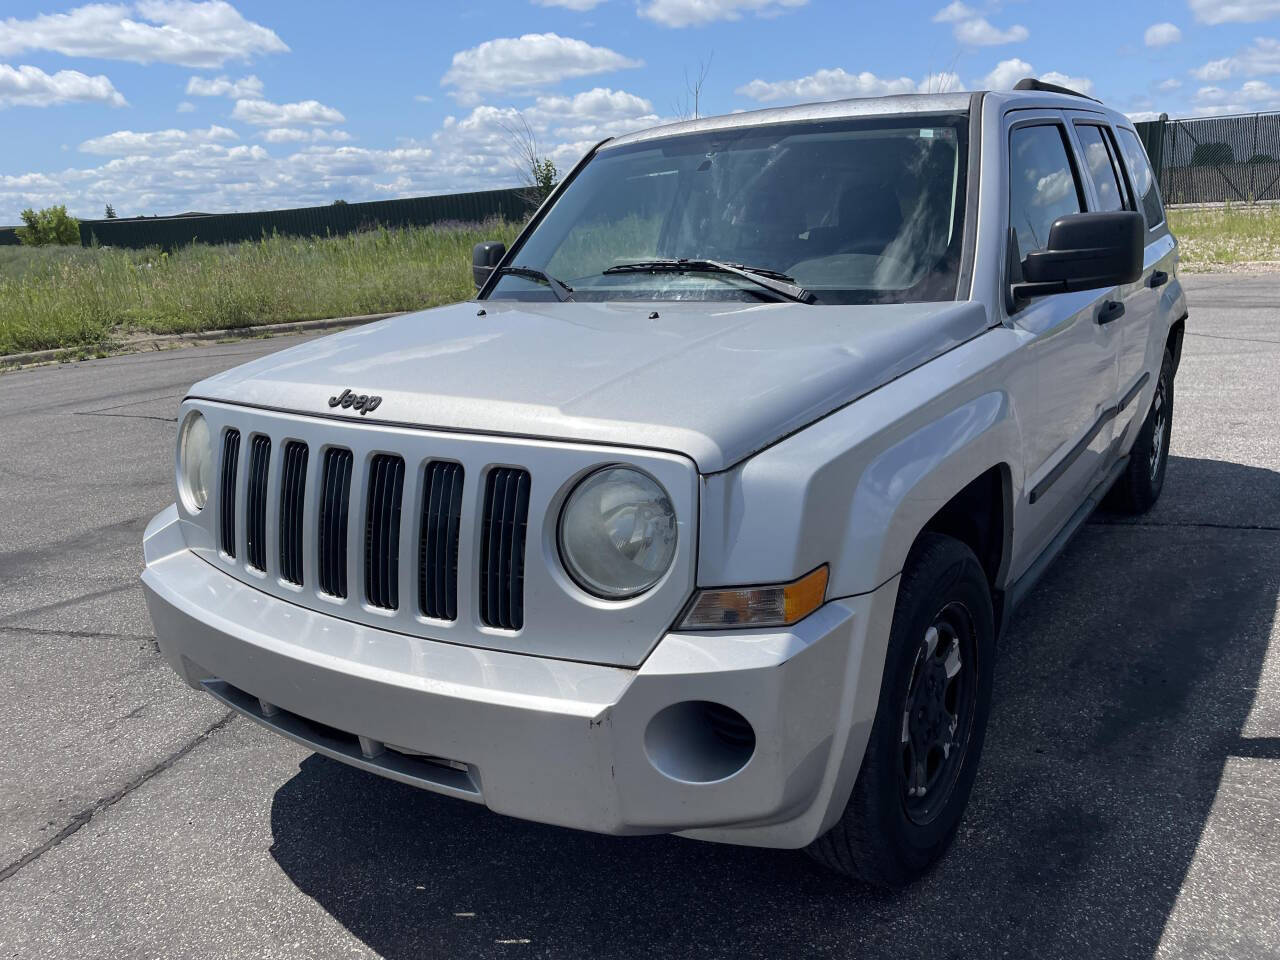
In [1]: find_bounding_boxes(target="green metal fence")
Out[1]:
[78,186,535,250]
[0,227,20,246]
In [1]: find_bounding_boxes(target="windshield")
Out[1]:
[487,111,970,305]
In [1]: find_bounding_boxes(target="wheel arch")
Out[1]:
[1167,314,1186,374]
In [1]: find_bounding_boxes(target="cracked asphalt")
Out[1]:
[1,272,1279,959]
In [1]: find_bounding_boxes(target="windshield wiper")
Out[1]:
[493,265,575,302]
[602,259,815,304]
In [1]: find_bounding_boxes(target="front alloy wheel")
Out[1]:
[901,602,977,825]
[807,533,995,887]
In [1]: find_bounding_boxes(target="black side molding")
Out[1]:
[1003,453,1131,634]
[1029,372,1150,505]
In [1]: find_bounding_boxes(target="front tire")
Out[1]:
[1110,347,1174,515]
[806,533,995,887]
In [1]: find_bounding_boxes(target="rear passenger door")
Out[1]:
[1069,116,1154,410]
[1112,126,1180,437]
[1005,112,1119,562]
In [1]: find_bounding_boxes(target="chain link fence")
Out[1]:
[1135,111,1280,205]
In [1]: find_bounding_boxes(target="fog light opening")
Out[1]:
[644,700,756,784]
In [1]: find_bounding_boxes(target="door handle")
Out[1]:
[1150,270,1168,288]
[1097,300,1125,325]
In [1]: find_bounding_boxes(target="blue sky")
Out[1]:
[1,0,1278,222]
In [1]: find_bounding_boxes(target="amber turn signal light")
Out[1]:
[677,565,829,631]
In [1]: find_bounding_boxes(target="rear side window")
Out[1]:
[1116,127,1165,229]
[1075,124,1128,212]
[1008,123,1084,260]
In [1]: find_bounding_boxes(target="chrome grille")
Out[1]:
[278,441,308,586]
[479,467,531,631]
[219,429,240,557]
[245,435,271,572]
[363,454,405,610]
[418,461,464,621]
[318,448,354,598]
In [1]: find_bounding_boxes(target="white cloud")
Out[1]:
[932,1,976,22]
[736,68,928,103]
[638,0,807,28]
[177,99,196,111]
[532,0,607,8]
[79,124,239,155]
[530,87,660,138]
[1158,77,1183,91]
[0,1,288,68]
[1126,110,1163,122]
[1041,71,1095,95]
[1189,0,1280,24]
[185,73,262,97]
[231,97,344,126]
[982,58,1033,90]
[1192,37,1280,81]
[981,59,1093,95]
[258,127,353,143]
[414,94,433,103]
[1,80,679,222]
[1144,22,1182,46]
[441,33,641,103]
[954,17,1029,46]
[1191,79,1280,114]
[1031,169,1074,206]
[0,63,127,108]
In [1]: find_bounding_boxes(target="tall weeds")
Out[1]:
[0,221,520,355]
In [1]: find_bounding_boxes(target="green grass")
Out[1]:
[1168,204,1280,269]
[0,220,520,356]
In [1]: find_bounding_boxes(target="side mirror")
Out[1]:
[1013,211,1144,301]
[472,241,506,290]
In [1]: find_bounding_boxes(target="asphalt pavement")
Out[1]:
[1,272,1279,959]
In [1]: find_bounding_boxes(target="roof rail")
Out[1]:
[1012,77,1102,104]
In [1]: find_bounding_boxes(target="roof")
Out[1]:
[604,86,1125,151]
[605,92,975,150]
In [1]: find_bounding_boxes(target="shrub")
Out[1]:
[17,205,81,246]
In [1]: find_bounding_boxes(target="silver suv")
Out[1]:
[143,79,1186,886]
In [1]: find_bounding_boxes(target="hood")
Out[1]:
[190,298,989,473]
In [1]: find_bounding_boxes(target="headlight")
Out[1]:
[177,410,213,512]
[558,466,677,599]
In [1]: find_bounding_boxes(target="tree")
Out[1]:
[673,54,713,121]
[16,205,81,246]
[499,113,559,207]
[332,199,348,206]
[104,203,117,219]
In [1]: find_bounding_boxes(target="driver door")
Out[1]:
[1006,112,1121,564]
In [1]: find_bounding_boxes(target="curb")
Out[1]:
[0,311,406,370]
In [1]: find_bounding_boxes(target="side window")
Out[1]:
[1116,127,1165,229]
[1008,123,1084,260]
[1074,124,1128,212]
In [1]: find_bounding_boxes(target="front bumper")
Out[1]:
[142,505,898,848]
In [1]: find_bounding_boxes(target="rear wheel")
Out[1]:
[1110,348,1174,514]
[806,534,995,887]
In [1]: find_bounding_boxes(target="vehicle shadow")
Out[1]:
[268,454,1280,960]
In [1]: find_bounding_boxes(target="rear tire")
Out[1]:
[1110,348,1174,515]
[806,533,995,887]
